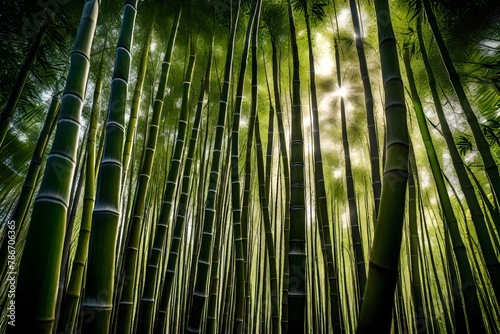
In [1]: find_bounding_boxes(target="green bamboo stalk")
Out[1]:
[266,16,291,333]
[11,1,99,332]
[0,17,50,148]
[349,0,381,219]
[137,11,202,334]
[81,1,138,332]
[122,17,155,180]
[144,23,205,334]
[229,1,259,331]
[286,0,307,331]
[239,11,261,323]
[187,2,241,332]
[0,94,59,282]
[221,236,235,333]
[56,44,108,333]
[218,212,233,333]
[262,53,274,206]
[408,148,428,334]
[333,22,366,308]
[421,0,500,205]
[207,137,232,334]
[116,10,184,333]
[434,203,464,332]
[185,114,213,323]
[58,48,104,333]
[465,163,500,244]
[253,10,280,328]
[417,9,500,302]
[357,0,409,331]
[403,45,487,332]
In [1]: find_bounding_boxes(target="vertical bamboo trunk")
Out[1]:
[238,13,261,325]
[408,148,427,334]
[422,17,500,305]
[404,43,498,322]
[333,26,366,308]
[255,69,280,334]
[122,17,155,180]
[117,11,186,333]
[0,18,50,148]
[144,35,212,334]
[349,0,381,220]
[207,137,232,334]
[304,3,345,331]
[267,34,292,332]
[81,1,138,332]
[421,0,500,204]
[0,94,59,282]
[187,2,241,332]
[465,164,500,236]
[57,52,104,334]
[357,0,409,331]
[229,1,259,330]
[263,56,274,205]
[11,2,99,332]
[127,11,183,332]
[286,0,307,331]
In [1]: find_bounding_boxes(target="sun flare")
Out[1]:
[334,86,350,98]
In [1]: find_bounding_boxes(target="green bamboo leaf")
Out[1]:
[456,135,473,156]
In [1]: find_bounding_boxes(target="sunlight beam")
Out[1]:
[334,86,350,98]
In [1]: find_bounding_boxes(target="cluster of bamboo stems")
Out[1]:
[0,0,499,333]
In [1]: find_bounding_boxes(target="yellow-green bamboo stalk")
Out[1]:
[421,0,500,204]
[0,94,59,283]
[229,1,259,330]
[187,2,242,332]
[58,48,104,333]
[11,1,99,332]
[357,0,409,331]
[116,9,182,333]
[0,17,50,148]
[81,1,138,332]
[403,42,487,333]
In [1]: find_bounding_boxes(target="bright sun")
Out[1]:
[334,86,349,98]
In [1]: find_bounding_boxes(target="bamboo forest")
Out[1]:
[2,0,500,333]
